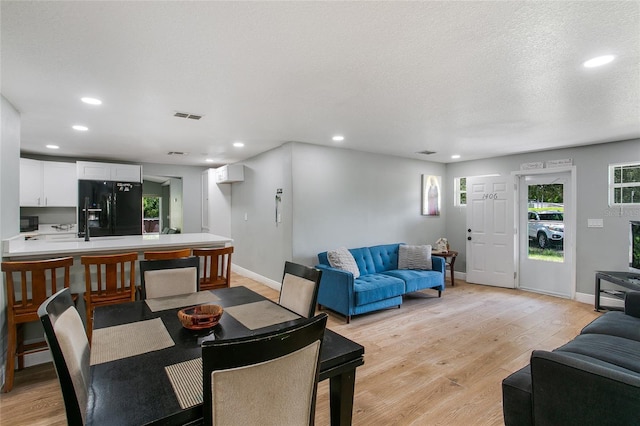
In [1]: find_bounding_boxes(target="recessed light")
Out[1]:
[46,144,60,149]
[332,135,344,142]
[72,125,88,131]
[81,97,102,105]
[233,142,244,148]
[451,154,461,159]
[205,159,215,163]
[583,55,615,68]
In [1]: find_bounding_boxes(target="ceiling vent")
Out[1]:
[173,112,203,120]
[417,150,437,155]
[167,151,189,156]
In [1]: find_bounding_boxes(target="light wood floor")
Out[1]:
[0,274,600,425]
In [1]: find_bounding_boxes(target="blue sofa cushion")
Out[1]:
[354,274,405,306]
[369,244,400,273]
[382,269,443,292]
[349,247,377,276]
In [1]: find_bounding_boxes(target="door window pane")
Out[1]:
[528,183,564,262]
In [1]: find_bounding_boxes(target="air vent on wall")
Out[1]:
[417,150,437,155]
[173,112,203,120]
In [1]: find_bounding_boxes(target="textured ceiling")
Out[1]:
[1,1,639,167]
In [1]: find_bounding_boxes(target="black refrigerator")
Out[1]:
[78,180,143,237]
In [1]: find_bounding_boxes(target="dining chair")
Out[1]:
[143,248,192,260]
[279,261,323,318]
[139,256,200,299]
[202,313,328,426]
[38,288,89,426]
[1,256,74,393]
[81,252,138,342]
[192,246,234,291]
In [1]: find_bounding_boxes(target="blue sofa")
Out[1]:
[316,243,445,323]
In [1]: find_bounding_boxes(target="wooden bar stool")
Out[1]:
[192,246,234,291]
[81,252,138,342]
[1,256,74,392]
[143,248,191,260]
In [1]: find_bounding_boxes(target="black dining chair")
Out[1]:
[38,288,89,426]
[202,313,327,426]
[139,256,200,299]
[278,261,323,318]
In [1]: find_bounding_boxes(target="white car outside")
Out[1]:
[528,211,564,249]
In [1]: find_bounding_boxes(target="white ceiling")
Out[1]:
[2,1,639,167]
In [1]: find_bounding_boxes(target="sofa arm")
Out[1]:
[625,291,640,318]
[530,350,640,426]
[315,265,355,317]
[431,256,445,274]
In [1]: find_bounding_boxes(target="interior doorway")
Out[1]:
[143,196,161,234]
[516,170,575,298]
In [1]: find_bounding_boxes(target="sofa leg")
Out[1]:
[438,290,442,298]
[346,315,351,324]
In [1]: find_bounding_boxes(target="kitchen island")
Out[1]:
[2,232,233,295]
[2,232,232,260]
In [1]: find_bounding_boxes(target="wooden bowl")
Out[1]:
[177,304,224,330]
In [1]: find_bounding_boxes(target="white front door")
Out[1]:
[518,172,573,298]
[466,175,515,287]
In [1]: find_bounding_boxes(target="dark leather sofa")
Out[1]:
[502,291,640,426]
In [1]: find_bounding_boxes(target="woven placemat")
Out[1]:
[165,358,203,409]
[225,300,300,330]
[145,291,221,312]
[90,318,175,365]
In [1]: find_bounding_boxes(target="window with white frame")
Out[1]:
[454,177,467,206]
[609,162,640,206]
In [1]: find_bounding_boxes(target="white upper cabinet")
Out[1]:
[77,161,142,182]
[20,158,44,206]
[215,164,244,183]
[20,159,77,207]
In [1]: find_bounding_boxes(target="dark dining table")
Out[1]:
[86,286,365,426]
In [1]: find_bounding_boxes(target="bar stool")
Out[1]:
[143,248,191,260]
[192,246,234,290]
[1,256,74,392]
[81,252,138,342]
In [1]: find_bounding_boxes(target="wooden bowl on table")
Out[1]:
[177,304,224,330]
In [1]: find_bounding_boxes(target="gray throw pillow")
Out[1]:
[327,247,360,278]
[398,245,432,270]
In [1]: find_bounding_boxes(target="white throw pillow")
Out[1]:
[398,245,433,270]
[327,247,360,278]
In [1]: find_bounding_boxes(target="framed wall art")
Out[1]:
[422,174,441,216]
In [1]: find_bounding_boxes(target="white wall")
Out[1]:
[206,169,232,238]
[290,143,447,266]
[1,96,22,386]
[445,138,640,294]
[230,145,293,282]
[230,142,446,281]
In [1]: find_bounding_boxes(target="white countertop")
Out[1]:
[2,232,232,259]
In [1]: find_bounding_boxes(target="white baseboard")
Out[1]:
[23,349,53,367]
[5,340,53,370]
[232,264,281,291]
[452,271,466,281]
[575,291,625,309]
